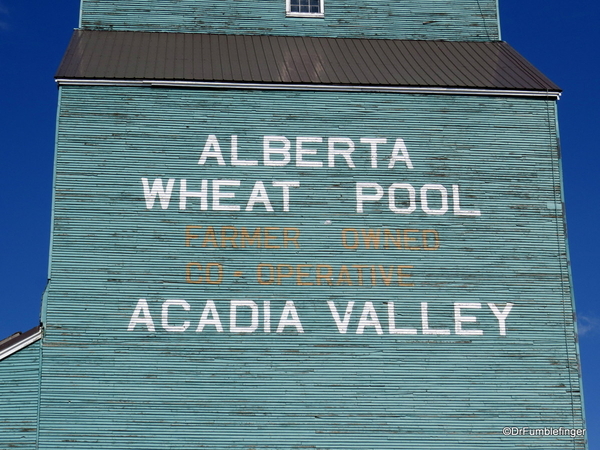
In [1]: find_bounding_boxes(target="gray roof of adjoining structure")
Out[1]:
[0,325,42,361]
[56,30,561,95]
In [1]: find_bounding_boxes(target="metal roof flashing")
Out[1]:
[55,30,561,99]
[0,325,42,361]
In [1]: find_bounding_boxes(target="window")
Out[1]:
[286,0,324,17]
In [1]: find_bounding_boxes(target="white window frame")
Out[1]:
[286,0,324,18]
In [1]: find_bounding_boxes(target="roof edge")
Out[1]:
[56,79,562,99]
[0,325,43,361]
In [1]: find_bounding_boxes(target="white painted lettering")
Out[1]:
[454,302,483,336]
[198,134,226,165]
[230,135,258,166]
[388,183,417,214]
[356,182,384,213]
[360,137,387,168]
[230,300,259,333]
[276,301,304,333]
[388,138,414,169]
[142,178,175,210]
[272,181,299,212]
[264,136,291,166]
[161,299,191,332]
[421,302,450,335]
[179,179,208,210]
[488,302,514,336]
[388,302,418,334]
[420,184,448,215]
[245,180,274,212]
[452,185,481,216]
[196,300,223,332]
[212,180,240,211]
[356,301,383,334]
[328,137,355,168]
[263,300,271,333]
[128,298,156,331]
[296,137,323,168]
[327,301,354,333]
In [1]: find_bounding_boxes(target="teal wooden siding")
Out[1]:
[80,0,499,41]
[0,342,41,450]
[37,85,585,449]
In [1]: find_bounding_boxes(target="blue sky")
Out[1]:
[1,0,598,447]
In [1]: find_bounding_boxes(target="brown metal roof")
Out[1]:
[56,30,560,93]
